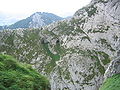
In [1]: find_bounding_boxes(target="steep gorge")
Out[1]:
[0,0,120,90]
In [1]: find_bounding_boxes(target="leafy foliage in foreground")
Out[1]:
[0,54,50,90]
[100,74,120,90]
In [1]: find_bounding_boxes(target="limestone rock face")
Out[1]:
[29,13,46,28]
[104,57,120,79]
[29,12,63,28]
[0,0,120,90]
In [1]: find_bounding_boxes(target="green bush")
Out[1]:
[0,54,50,90]
[100,74,120,90]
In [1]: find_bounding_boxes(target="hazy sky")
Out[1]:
[0,0,91,18]
[0,0,91,25]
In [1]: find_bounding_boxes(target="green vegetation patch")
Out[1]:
[85,5,97,17]
[98,51,111,65]
[78,50,111,74]
[100,74,120,90]
[56,19,86,36]
[42,42,60,61]
[98,38,115,51]
[88,26,110,33]
[0,54,50,90]
[81,36,91,42]
[41,39,61,73]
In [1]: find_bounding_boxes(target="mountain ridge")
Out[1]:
[0,12,63,30]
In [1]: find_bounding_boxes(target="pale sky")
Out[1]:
[0,0,91,17]
[0,0,91,25]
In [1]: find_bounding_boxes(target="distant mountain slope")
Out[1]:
[0,12,63,30]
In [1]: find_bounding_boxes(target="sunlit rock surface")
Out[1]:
[0,0,120,90]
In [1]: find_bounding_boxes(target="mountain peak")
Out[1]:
[0,12,63,30]
[29,12,63,28]
[32,12,48,15]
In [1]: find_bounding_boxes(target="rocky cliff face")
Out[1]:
[0,0,120,90]
[104,56,120,79]
[100,52,120,90]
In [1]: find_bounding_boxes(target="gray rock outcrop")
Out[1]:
[104,56,120,79]
[0,0,120,90]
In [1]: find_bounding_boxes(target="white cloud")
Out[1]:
[0,0,91,18]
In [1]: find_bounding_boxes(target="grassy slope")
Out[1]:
[100,74,120,90]
[0,54,50,90]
